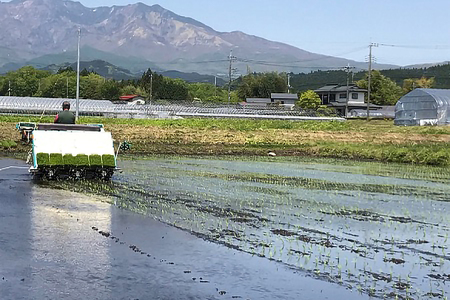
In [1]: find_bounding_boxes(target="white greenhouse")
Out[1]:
[395,89,450,126]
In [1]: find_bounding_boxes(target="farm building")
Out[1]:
[394,89,450,126]
[245,93,298,108]
[118,95,145,105]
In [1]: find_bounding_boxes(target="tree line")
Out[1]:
[237,70,436,106]
[0,66,233,103]
[0,64,443,107]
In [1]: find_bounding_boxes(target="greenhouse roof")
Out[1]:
[0,96,116,113]
[399,88,450,107]
[395,88,450,126]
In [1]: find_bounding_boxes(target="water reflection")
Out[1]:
[108,156,450,299]
[29,187,113,299]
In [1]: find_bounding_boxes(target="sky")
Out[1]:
[7,0,450,66]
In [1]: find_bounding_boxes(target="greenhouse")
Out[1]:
[0,96,116,115]
[395,88,450,126]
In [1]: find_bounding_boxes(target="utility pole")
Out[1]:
[228,50,236,105]
[367,42,378,121]
[66,77,69,98]
[343,64,355,117]
[76,27,81,122]
[149,72,153,104]
[287,74,291,93]
[8,81,11,96]
[214,76,217,97]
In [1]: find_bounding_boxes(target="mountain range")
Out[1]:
[0,0,400,75]
[40,59,227,84]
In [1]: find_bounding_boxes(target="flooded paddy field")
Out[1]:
[51,156,450,300]
[1,157,371,300]
[1,156,449,299]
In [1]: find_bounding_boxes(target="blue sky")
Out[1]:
[8,0,450,66]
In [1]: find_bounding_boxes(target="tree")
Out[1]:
[80,73,105,99]
[237,72,287,100]
[119,85,148,99]
[357,70,403,105]
[37,73,76,98]
[403,76,435,93]
[99,80,120,100]
[57,66,74,74]
[296,90,321,109]
[157,77,189,101]
[188,82,227,102]
[0,66,50,97]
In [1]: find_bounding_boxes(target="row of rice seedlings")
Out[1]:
[36,153,115,167]
[82,158,450,299]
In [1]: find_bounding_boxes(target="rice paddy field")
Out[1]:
[52,155,450,300]
[2,116,450,166]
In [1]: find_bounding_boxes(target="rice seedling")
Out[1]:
[46,154,450,299]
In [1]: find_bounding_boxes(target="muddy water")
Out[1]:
[69,156,449,300]
[0,157,371,300]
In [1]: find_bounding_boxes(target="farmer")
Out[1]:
[54,101,75,124]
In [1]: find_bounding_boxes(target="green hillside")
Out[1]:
[290,63,450,93]
[43,60,137,80]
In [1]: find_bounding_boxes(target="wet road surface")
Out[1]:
[0,158,369,300]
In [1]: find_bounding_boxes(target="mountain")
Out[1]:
[403,61,450,69]
[38,59,226,84]
[159,70,226,86]
[0,0,397,74]
[41,59,137,80]
[0,46,160,74]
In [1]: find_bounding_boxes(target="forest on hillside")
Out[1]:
[290,63,450,93]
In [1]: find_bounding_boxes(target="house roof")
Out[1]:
[315,84,367,93]
[271,93,298,100]
[246,98,271,103]
[119,95,142,100]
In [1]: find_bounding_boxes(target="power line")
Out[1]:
[378,43,450,50]
[155,46,369,68]
[159,59,229,65]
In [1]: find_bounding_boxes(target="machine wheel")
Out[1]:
[100,168,114,181]
[45,169,57,180]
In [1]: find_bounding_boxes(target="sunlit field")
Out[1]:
[1,116,449,166]
[49,156,450,299]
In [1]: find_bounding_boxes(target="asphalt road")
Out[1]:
[0,158,368,300]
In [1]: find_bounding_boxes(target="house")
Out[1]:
[245,93,298,108]
[270,93,298,108]
[314,84,380,116]
[118,95,145,105]
[395,88,450,126]
[245,98,272,107]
